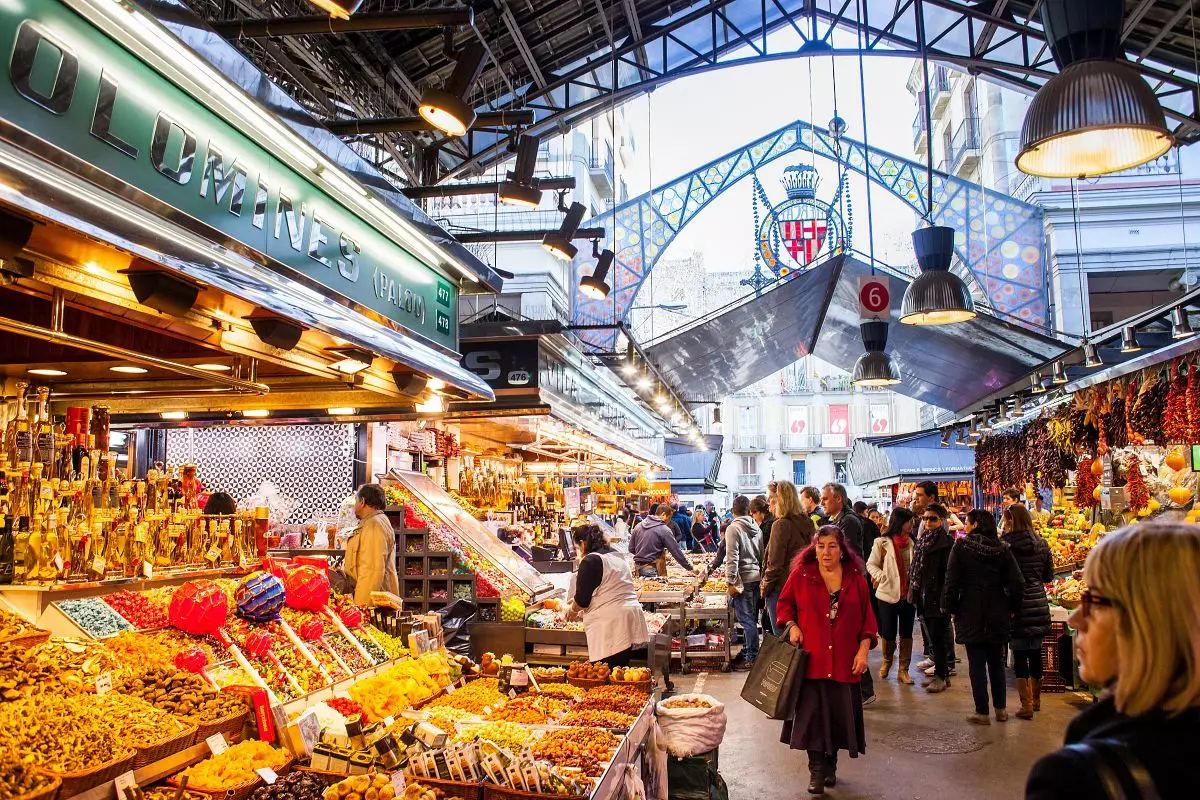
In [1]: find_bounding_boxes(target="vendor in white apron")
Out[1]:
[566,523,649,667]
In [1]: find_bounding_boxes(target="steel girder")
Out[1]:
[570,118,1048,352]
[439,0,1200,182]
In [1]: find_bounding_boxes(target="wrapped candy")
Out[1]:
[243,630,273,659]
[174,646,208,673]
[235,571,286,622]
[169,580,229,637]
[284,565,330,611]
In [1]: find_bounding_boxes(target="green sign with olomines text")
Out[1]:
[0,2,457,351]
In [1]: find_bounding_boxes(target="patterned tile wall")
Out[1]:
[165,424,355,523]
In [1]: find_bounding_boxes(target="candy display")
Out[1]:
[105,631,180,669]
[325,696,367,723]
[56,597,134,638]
[176,740,290,791]
[102,591,170,630]
[168,580,230,637]
[237,571,287,623]
[285,566,331,611]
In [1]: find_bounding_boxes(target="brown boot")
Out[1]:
[897,638,914,685]
[1015,678,1034,720]
[878,638,896,679]
[1032,678,1042,711]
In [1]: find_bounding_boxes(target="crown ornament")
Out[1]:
[781,164,820,200]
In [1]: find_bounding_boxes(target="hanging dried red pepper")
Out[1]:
[1076,455,1100,508]
[1187,359,1200,442]
[1164,362,1189,443]
[1125,453,1150,512]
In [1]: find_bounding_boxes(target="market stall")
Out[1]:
[848,430,976,510]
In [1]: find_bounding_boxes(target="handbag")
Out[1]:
[739,632,808,719]
[1063,740,1162,800]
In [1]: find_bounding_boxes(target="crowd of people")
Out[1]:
[625,482,1200,797]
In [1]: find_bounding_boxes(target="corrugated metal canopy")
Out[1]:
[665,435,726,493]
[644,254,1071,414]
[849,430,975,486]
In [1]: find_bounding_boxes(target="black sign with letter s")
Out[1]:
[460,339,540,391]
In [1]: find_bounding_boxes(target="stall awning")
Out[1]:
[848,430,976,487]
[644,254,1070,414]
[665,435,725,494]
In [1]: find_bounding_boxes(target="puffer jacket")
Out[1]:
[725,515,763,587]
[1002,528,1055,641]
[942,534,1023,645]
[910,528,953,617]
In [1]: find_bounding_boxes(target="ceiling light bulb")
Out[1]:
[160,411,188,420]
[635,377,652,391]
[241,409,270,418]
[28,368,67,376]
[110,365,149,374]
[332,358,371,374]
[1171,306,1195,339]
[428,377,447,392]
[620,361,636,377]
[327,407,357,416]
[415,395,445,414]
[195,363,231,371]
[1120,326,1142,353]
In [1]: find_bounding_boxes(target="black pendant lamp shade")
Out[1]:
[1016,0,1172,178]
[580,250,614,300]
[418,43,485,136]
[498,135,543,208]
[851,319,901,386]
[899,226,977,325]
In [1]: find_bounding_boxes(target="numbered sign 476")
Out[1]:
[857,276,891,320]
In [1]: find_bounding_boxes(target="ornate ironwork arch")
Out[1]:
[571,118,1046,351]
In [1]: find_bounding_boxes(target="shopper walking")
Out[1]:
[1001,504,1054,720]
[760,481,815,634]
[751,494,776,552]
[822,483,873,702]
[909,481,939,674]
[691,509,712,553]
[725,495,764,669]
[777,525,878,795]
[672,504,695,550]
[911,504,954,692]
[867,508,915,684]
[800,486,825,527]
[944,509,1023,724]
[1025,521,1200,799]
[343,484,401,607]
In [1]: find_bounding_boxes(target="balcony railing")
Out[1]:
[817,375,852,392]
[731,434,765,451]
[779,434,857,451]
[949,117,981,173]
[912,94,928,153]
[590,142,615,197]
[930,66,951,113]
[737,474,763,490]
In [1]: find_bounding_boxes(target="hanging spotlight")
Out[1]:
[1031,372,1047,394]
[1013,396,1025,418]
[1171,306,1195,339]
[327,346,374,374]
[1051,361,1069,384]
[966,435,979,448]
[900,226,976,325]
[418,42,485,136]
[851,320,901,386]
[543,202,587,261]
[1016,0,1172,178]
[1082,340,1103,368]
[979,410,995,433]
[1120,325,1142,353]
[579,249,614,300]
[940,429,952,448]
[968,417,981,440]
[498,135,543,208]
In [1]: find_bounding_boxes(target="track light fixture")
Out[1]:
[1030,372,1046,394]
[418,42,485,136]
[1051,361,1069,384]
[306,0,364,20]
[1082,340,1103,368]
[1013,396,1025,418]
[123,265,201,317]
[327,346,374,374]
[1120,325,1142,353]
[543,202,586,261]
[579,250,614,300]
[1171,306,1195,339]
[498,135,543,208]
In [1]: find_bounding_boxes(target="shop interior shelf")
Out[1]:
[524,628,586,645]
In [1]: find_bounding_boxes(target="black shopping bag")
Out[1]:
[740,633,807,719]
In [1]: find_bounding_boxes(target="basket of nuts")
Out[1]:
[0,609,50,652]
[564,660,609,689]
[1,760,60,800]
[48,748,137,799]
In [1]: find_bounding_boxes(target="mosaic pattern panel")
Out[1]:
[164,424,356,524]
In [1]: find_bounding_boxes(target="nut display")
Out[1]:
[1,638,123,699]
[88,693,189,747]
[0,757,57,800]
[115,665,252,722]
[0,695,130,772]
[577,685,648,716]
[565,660,609,681]
[558,709,636,729]
[530,727,619,776]
[249,770,326,800]
[322,772,397,800]
[176,740,290,791]
[661,697,714,709]
[531,683,584,701]
[0,608,38,640]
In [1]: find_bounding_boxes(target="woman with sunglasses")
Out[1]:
[776,525,878,795]
[1026,521,1200,799]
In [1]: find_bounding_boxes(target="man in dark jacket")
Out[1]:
[911,503,955,692]
[630,504,695,577]
[671,505,694,550]
[821,482,874,703]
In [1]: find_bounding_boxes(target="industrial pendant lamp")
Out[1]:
[306,0,363,20]
[498,135,543,208]
[580,250,614,300]
[1051,361,1069,384]
[851,319,901,386]
[544,202,586,261]
[1016,0,1172,178]
[1120,325,1141,353]
[1083,340,1103,367]
[418,43,485,136]
[1030,372,1047,394]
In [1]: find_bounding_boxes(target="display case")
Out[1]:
[383,471,554,601]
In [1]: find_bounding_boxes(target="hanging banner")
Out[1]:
[823,404,849,449]
[869,404,891,434]
[787,406,809,435]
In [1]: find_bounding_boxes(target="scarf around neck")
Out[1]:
[890,533,910,599]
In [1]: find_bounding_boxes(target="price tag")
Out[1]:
[508,688,517,699]
[134,525,147,544]
[143,561,154,579]
[113,770,136,799]
[482,706,492,716]
[206,546,222,563]
[53,553,63,572]
[205,733,228,755]
[383,716,395,728]
[444,683,456,694]
[255,768,278,785]
[94,671,113,695]
[391,772,406,793]
[92,556,106,575]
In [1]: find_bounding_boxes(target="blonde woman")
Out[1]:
[1026,522,1200,799]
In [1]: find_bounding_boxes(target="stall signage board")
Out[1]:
[0,6,457,350]
[460,339,540,391]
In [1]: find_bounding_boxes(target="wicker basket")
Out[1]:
[12,771,60,800]
[528,671,566,685]
[291,766,349,785]
[131,721,198,768]
[565,676,608,690]
[483,784,573,800]
[46,749,135,798]
[609,679,652,694]
[1057,598,1081,610]
[182,708,251,744]
[0,629,51,650]
[408,777,483,800]
[169,755,293,800]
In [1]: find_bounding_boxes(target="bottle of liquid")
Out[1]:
[14,386,32,468]
[35,386,54,468]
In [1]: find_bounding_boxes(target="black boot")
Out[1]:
[825,752,838,787]
[806,751,826,795]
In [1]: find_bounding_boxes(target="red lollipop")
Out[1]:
[244,630,274,659]
[284,565,330,611]
[169,579,229,638]
[299,618,325,640]
[339,606,363,629]
[174,646,208,673]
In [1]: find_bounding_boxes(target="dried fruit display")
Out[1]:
[566,660,610,681]
[0,758,58,800]
[104,630,180,669]
[0,637,122,698]
[176,739,290,792]
[325,696,367,723]
[531,727,620,776]
[322,773,398,800]
[0,608,38,640]
[0,695,130,771]
[532,682,584,701]
[484,693,568,724]
[454,720,533,751]
[661,697,715,709]
[558,709,636,729]
[347,659,440,721]
[426,677,504,714]
[577,685,649,716]
[89,693,189,747]
[249,770,326,800]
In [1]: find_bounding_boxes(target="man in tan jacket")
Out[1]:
[344,484,399,607]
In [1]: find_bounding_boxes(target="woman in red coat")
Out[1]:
[776,524,879,796]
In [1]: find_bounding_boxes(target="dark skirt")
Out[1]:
[780,679,866,757]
